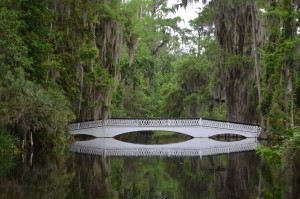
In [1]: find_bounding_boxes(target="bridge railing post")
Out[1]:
[198,118,203,126]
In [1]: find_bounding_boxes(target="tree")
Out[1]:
[260,0,300,136]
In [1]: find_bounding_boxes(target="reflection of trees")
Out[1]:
[283,151,300,199]
[115,131,192,145]
[0,152,74,199]
[69,155,182,199]
[0,154,15,175]
[166,152,265,199]
[68,154,116,199]
[254,150,300,199]
[111,157,182,199]
[107,153,263,199]
[1,150,299,198]
[108,152,299,199]
[223,153,260,199]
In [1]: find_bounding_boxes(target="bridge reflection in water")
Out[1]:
[70,138,259,157]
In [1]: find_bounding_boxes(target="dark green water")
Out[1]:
[0,132,299,199]
[114,130,193,144]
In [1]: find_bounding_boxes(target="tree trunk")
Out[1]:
[251,0,262,106]
[282,0,295,129]
[226,80,239,122]
[251,0,266,138]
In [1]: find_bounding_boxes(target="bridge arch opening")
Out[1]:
[209,134,246,142]
[73,134,96,141]
[114,130,193,145]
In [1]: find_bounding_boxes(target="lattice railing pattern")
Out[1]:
[200,119,260,133]
[69,120,103,130]
[69,118,261,134]
[103,119,201,126]
[70,143,258,157]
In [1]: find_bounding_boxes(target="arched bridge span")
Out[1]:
[69,118,261,138]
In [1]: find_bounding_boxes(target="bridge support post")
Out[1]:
[198,118,203,126]
[135,119,139,126]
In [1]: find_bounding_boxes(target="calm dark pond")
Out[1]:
[114,130,193,144]
[0,132,299,199]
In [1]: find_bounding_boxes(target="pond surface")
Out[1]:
[114,130,193,144]
[0,132,299,199]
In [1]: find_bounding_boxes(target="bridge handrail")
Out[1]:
[69,118,261,134]
[69,120,103,130]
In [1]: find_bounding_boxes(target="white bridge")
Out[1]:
[69,118,261,138]
[70,138,259,157]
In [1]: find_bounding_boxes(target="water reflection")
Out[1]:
[115,130,193,144]
[70,137,258,157]
[0,150,299,198]
[0,134,300,199]
[72,131,257,157]
[0,152,74,199]
[210,134,246,142]
[74,134,96,141]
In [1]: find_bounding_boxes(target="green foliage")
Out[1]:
[283,129,300,152]
[0,3,76,149]
[78,44,99,63]
[162,52,226,119]
[111,85,128,118]
[256,145,282,165]
[0,128,19,155]
[1,0,300,149]
[0,69,75,149]
[123,87,156,118]
[260,185,284,199]
[163,86,186,117]
[0,7,31,69]
[259,0,300,134]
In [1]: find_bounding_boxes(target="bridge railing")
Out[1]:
[200,119,260,133]
[69,118,261,134]
[69,120,103,130]
[103,118,201,127]
[70,142,258,157]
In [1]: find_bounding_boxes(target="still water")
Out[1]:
[0,131,299,199]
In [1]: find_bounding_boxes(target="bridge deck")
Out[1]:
[69,118,261,138]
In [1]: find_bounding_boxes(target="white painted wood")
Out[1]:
[69,118,261,138]
[70,137,258,157]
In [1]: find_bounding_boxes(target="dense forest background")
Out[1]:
[0,0,300,148]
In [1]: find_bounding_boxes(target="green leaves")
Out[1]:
[256,145,283,165]
[0,69,75,149]
[78,45,99,62]
[0,7,31,69]
[0,128,19,156]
